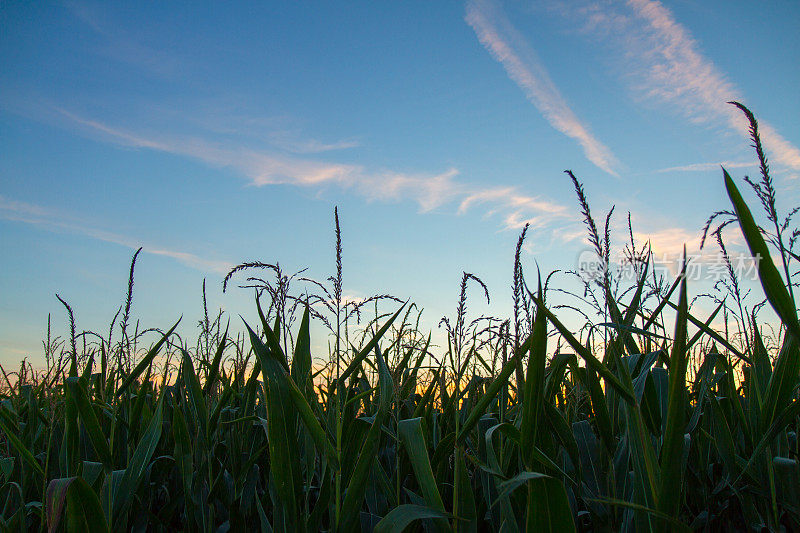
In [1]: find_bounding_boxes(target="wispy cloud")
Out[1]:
[56,108,571,231]
[0,194,232,274]
[358,168,463,212]
[459,187,570,230]
[656,161,754,173]
[561,0,800,171]
[465,0,619,176]
[0,195,53,219]
[58,107,361,187]
[66,1,185,77]
[267,133,361,155]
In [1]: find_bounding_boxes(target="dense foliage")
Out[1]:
[1,104,798,532]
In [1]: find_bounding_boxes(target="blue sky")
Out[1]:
[1,0,799,367]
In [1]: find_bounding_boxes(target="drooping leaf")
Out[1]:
[47,476,108,533]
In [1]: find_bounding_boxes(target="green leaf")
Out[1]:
[245,320,337,467]
[339,346,394,530]
[579,367,614,454]
[725,170,800,337]
[525,476,576,533]
[656,259,689,532]
[399,418,451,532]
[0,408,44,476]
[285,373,338,467]
[172,404,194,519]
[181,348,208,440]
[725,170,800,428]
[65,377,113,470]
[493,472,575,533]
[244,321,300,530]
[202,320,229,395]
[457,332,534,445]
[708,394,739,479]
[290,305,312,390]
[112,395,164,527]
[455,447,477,532]
[374,504,453,533]
[606,260,650,355]
[533,296,637,406]
[735,398,800,485]
[589,497,691,532]
[521,292,547,467]
[47,476,108,533]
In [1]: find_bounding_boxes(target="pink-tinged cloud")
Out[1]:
[465,0,619,176]
[564,0,800,171]
[56,108,572,231]
[626,0,800,170]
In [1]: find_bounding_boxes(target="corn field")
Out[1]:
[1,104,798,532]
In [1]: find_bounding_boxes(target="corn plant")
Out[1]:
[0,103,798,532]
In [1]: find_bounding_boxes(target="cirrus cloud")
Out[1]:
[465,0,620,176]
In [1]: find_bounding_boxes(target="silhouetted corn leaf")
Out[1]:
[65,377,112,470]
[340,302,406,384]
[521,292,546,466]
[656,259,689,532]
[725,170,800,427]
[290,304,312,389]
[112,395,164,527]
[116,318,181,397]
[456,332,534,445]
[533,296,636,406]
[202,320,229,395]
[339,346,393,530]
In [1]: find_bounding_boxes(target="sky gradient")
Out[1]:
[2,0,799,367]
